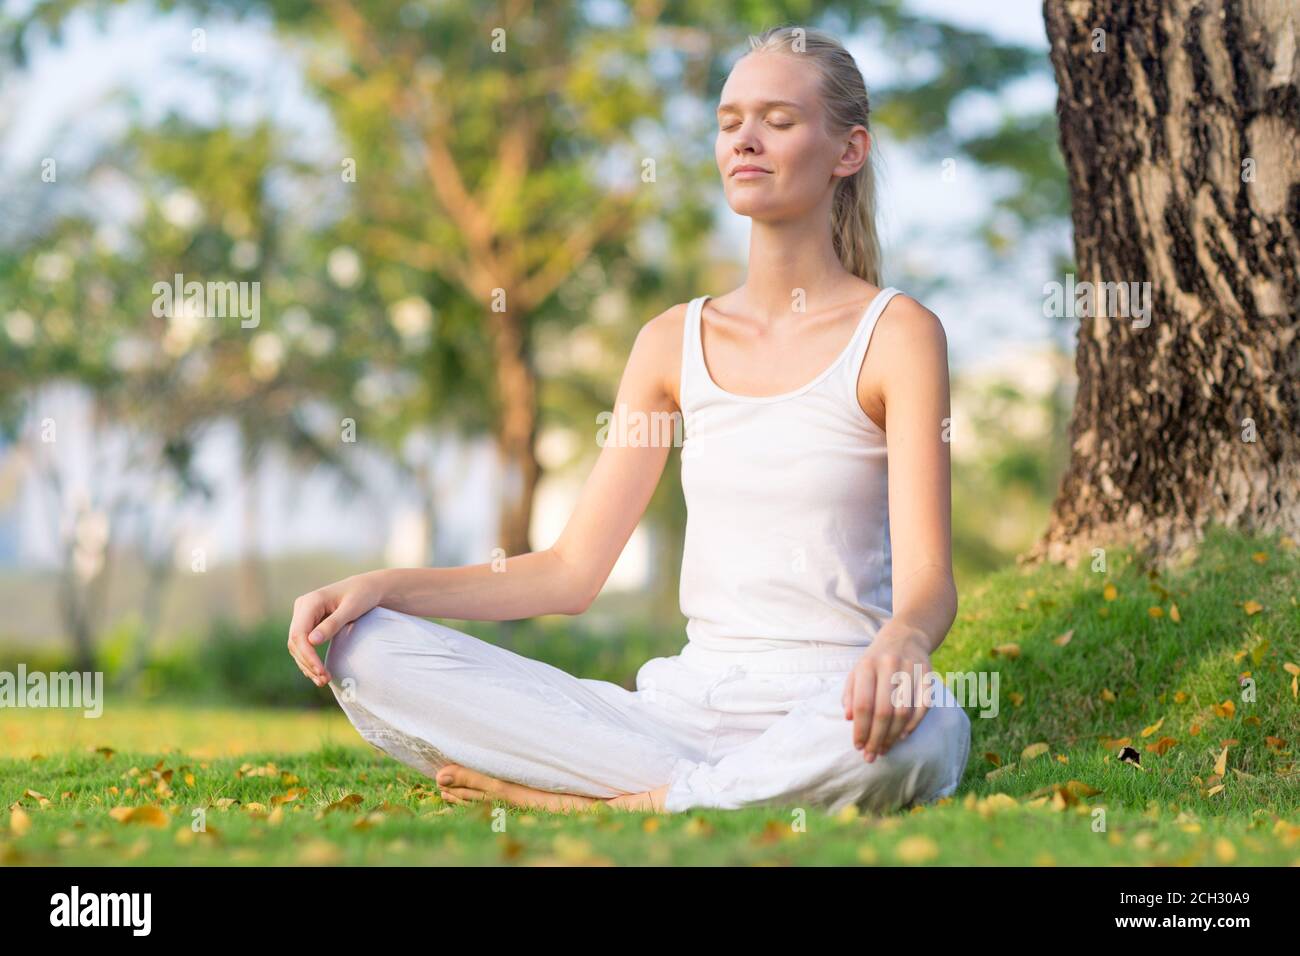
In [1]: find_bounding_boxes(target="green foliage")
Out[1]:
[85,617,324,709]
[0,0,1070,666]
[950,355,1073,583]
[938,527,1300,807]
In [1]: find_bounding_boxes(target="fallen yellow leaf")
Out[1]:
[1021,742,1050,761]
[298,840,343,865]
[323,794,365,814]
[1213,699,1236,718]
[684,816,713,836]
[895,835,940,863]
[9,806,31,837]
[108,805,169,827]
[1140,717,1165,738]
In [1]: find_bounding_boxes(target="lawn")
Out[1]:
[2,529,1298,866]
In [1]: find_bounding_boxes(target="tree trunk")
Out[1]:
[237,452,269,624]
[487,306,539,557]
[1036,0,1300,563]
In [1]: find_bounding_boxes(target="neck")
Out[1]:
[741,199,853,322]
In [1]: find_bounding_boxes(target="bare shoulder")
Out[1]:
[620,301,693,407]
[858,293,948,425]
[636,300,691,351]
[871,292,948,359]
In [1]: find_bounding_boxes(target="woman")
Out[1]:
[286,25,971,815]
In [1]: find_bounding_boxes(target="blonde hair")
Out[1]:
[745,25,883,286]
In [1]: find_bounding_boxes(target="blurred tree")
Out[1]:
[6,0,1057,558]
[0,114,373,666]
[2,1,1070,652]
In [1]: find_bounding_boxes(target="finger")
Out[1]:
[288,633,326,683]
[863,663,897,760]
[308,603,354,647]
[880,660,913,753]
[288,598,321,647]
[899,679,931,741]
[288,600,328,679]
[851,666,876,751]
[289,635,327,685]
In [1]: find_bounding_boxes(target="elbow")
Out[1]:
[547,546,600,615]
[559,586,597,616]
[940,576,959,638]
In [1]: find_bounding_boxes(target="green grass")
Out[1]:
[2,527,1298,866]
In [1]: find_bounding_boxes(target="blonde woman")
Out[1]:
[287,25,971,815]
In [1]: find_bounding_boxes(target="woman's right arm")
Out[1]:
[287,303,689,686]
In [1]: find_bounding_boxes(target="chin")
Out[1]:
[726,193,780,218]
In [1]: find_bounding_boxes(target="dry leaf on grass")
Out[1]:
[107,805,169,827]
[1021,742,1050,761]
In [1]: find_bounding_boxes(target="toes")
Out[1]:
[441,787,486,803]
[436,764,472,789]
[438,763,498,793]
[435,765,494,804]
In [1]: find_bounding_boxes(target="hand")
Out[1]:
[287,572,385,687]
[841,625,934,762]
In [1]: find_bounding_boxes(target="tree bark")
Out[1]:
[1036,0,1300,563]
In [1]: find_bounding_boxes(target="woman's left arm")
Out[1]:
[843,295,957,761]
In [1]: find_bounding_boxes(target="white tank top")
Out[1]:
[677,287,901,655]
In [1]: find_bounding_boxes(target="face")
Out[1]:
[715,49,868,222]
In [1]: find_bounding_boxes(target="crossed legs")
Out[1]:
[324,607,970,815]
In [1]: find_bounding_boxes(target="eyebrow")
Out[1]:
[716,99,804,115]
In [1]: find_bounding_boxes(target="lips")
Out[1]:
[731,166,770,177]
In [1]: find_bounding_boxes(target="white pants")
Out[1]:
[324,607,971,815]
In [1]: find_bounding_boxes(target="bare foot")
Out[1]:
[436,765,671,815]
[605,784,669,812]
[435,764,604,813]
